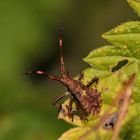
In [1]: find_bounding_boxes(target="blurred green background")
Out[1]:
[0,0,138,140]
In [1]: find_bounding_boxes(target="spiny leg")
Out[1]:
[71,94,88,120]
[86,77,99,88]
[77,72,87,89]
[52,92,69,113]
[78,72,84,81]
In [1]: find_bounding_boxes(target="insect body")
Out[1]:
[26,24,102,120]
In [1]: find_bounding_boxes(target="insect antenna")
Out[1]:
[24,70,60,81]
[59,22,66,75]
[24,24,67,81]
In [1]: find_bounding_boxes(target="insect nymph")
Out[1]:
[26,24,102,120]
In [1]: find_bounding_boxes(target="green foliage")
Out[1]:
[0,1,72,139]
[128,0,140,16]
[59,0,140,139]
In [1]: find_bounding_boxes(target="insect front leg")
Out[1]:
[78,72,84,81]
[77,72,87,89]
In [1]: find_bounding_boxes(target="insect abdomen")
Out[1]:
[77,89,102,115]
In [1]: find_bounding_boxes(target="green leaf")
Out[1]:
[84,45,134,70]
[58,99,111,127]
[102,21,140,58]
[58,101,138,140]
[120,103,140,140]
[83,61,140,103]
[58,126,114,140]
[59,63,140,126]
[128,0,140,17]
[59,64,139,127]
[58,127,92,140]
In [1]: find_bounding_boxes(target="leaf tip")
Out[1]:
[127,0,140,17]
[83,57,88,62]
[101,33,106,40]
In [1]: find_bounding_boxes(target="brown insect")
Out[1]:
[25,24,102,120]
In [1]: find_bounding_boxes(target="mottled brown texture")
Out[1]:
[26,24,102,120]
[60,74,102,116]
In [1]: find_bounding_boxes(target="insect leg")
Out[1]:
[86,77,99,87]
[77,72,88,89]
[78,72,84,81]
[71,94,88,120]
[52,92,69,111]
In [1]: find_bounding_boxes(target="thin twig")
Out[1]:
[111,73,136,140]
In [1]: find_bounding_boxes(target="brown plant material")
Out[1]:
[111,73,136,140]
